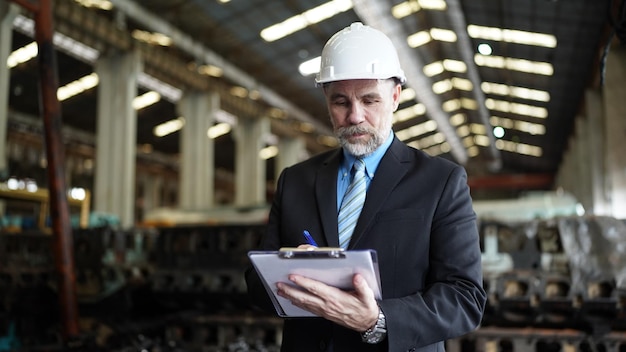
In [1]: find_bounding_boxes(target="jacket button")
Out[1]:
[319,340,327,350]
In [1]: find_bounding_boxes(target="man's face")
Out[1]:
[324,79,401,157]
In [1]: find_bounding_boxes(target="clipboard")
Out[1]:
[248,248,382,317]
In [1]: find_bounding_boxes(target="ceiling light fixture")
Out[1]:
[132,29,172,46]
[473,134,490,147]
[395,120,438,141]
[429,28,457,42]
[399,88,417,103]
[467,24,557,48]
[73,0,113,10]
[407,132,446,151]
[229,86,248,98]
[477,43,492,55]
[493,126,505,138]
[449,113,466,126]
[393,103,426,123]
[57,73,99,101]
[197,64,223,77]
[132,91,161,110]
[485,98,548,119]
[153,117,185,137]
[207,122,232,139]
[407,31,432,48]
[392,0,447,19]
[423,59,467,77]
[298,56,321,76]
[490,116,546,135]
[260,0,353,42]
[481,82,550,102]
[475,54,554,75]
[259,145,279,160]
[495,139,542,157]
[7,42,38,68]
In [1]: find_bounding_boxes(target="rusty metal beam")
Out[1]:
[10,0,80,343]
[468,173,555,190]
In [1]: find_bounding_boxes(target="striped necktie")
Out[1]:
[338,159,367,249]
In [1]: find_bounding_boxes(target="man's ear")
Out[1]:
[392,84,402,111]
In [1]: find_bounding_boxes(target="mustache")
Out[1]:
[336,125,374,138]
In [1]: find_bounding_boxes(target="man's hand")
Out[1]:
[276,273,379,332]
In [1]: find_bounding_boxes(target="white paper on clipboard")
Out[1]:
[248,248,382,317]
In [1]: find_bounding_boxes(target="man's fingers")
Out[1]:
[353,274,374,300]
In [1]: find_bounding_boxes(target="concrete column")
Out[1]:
[555,138,575,196]
[178,91,217,209]
[233,117,270,207]
[275,136,306,179]
[603,47,626,219]
[143,174,163,211]
[137,173,162,222]
[585,89,610,215]
[0,3,18,179]
[94,50,142,228]
[0,4,19,216]
[574,115,592,212]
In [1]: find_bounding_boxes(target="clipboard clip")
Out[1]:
[278,247,346,259]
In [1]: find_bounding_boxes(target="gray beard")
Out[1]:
[337,126,386,157]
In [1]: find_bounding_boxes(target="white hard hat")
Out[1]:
[315,22,406,86]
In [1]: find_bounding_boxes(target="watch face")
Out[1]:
[362,324,386,343]
[363,329,385,344]
[362,308,387,344]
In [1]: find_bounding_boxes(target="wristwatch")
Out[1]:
[361,306,387,344]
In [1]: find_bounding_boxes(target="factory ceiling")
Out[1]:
[4,0,622,196]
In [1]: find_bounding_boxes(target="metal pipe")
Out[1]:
[14,0,81,342]
[446,0,502,170]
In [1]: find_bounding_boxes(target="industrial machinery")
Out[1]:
[0,214,624,351]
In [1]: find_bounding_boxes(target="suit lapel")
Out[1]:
[315,149,342,247]
[349,138,411,248]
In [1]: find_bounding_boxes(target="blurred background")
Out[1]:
[0,0,625,351]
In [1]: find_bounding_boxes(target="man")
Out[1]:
[245,22,486,352]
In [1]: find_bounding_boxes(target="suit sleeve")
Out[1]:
[382,165,486,349]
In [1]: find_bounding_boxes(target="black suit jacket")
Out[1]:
[245,137,486,352]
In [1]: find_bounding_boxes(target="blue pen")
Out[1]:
[303,230,318,246]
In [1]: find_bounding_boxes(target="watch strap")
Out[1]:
[361,306,387,344]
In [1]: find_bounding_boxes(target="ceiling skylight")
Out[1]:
[154,117,185,137]
[133,91,161,110]
[423,59,467,77]
[299,56,321,76]
[481,82,550,102]
[490,116,546,135]
[393,103,426,123]
[260,0,353,42]
[485,99,548,119]
[408,28,457,48]
[495,139,542,157]
[475,54,554,76]
[392,0,447,19]
[395,120,438,141]
[57,73,99,101]
[467,25,557,48]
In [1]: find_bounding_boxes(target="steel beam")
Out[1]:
[10,0,80,343]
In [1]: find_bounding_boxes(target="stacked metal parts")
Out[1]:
[0,216,624,351]
[454,216,626,352]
